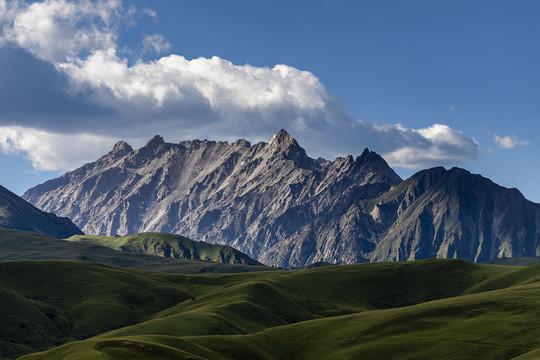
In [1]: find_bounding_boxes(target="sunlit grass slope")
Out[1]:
[0,227,270,274]
[66,233,262,265]
[14,259,540,359]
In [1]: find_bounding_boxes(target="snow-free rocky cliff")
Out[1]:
[24,130,540,267]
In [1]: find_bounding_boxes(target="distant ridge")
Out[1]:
[24,130,540,267]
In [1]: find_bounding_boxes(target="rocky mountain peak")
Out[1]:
[360,148,370,157]
[111,141,134,157]
[265,129,315,169]
[233,138,251,148]
[23,130,405,268]
[357,148,384,163]
[145,135,165,148]
[268,129,298,149]
[134,135,168,159]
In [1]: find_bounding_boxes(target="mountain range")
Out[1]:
[23,130,540,268]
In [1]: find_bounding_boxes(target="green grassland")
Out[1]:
[65,233,262,265]
[4,227,540,359]
[0,227,269,274]
[3,257,540,359]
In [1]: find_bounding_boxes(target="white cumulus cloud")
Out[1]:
[0,126,121,170]
[382,124,479,168]
[0,0,480,172]
[0,0,122,63]
[493,134,530,149]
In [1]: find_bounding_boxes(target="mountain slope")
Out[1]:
[0,184,82,238]
[24,130,401,268]
[66,233,262,265]
[365,167,540,263]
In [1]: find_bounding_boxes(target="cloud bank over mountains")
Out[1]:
[0,0,479,171]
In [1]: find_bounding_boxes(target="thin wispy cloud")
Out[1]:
[493,134,530,149]
[0,0,479,171]
[141,34,171,55]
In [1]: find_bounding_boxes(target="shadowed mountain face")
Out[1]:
[0,184,82,238]
[366,167,540,263]
[23,130,540,267]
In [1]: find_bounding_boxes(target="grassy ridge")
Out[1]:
[66,233,262,266]
[0,228,270,274]
[9,258,539,359]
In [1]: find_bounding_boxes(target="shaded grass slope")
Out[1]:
[0,228,270,274]
[66,233,262,265]
[0,261,191,359]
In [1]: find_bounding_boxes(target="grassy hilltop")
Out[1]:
[0,257,539,359]
[66,233,262,265]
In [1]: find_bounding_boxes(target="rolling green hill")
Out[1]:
[5,258,540,359]
[0,227,270,274]
[65,233,262,265]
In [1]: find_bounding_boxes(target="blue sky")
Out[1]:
[0,0,539,202]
